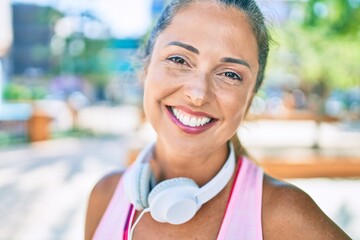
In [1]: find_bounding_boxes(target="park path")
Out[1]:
[0,137,127,240]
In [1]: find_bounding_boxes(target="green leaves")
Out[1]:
[267,0,360,89]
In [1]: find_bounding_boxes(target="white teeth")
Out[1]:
[201,117,208,125]
[174,108,179,118]
[189,117,197,127]
[183,115,190,125]
[171,107,212,127]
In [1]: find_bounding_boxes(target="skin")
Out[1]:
[85,2,351,239]
[142,2,258,184]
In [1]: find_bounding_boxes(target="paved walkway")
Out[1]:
[0,137,128,240]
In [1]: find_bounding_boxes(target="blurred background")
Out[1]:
[0,0,359,239]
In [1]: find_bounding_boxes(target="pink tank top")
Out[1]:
[93,157,264,240]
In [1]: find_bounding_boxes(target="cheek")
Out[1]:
[143,66,163,101]
[142,64,174,114]
[143,68,160,118]
[222,91,252,121]
[144,64,185,103]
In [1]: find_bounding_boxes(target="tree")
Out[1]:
[267,0,360,89]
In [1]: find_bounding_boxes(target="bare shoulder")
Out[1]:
[84,170,124,240]
[262,174,351,240]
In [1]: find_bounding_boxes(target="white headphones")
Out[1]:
[124,142,236,225]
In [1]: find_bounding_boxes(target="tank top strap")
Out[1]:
[93,176,131,240]
[217,157,264,240]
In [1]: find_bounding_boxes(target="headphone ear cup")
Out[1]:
[124,163,152,210]
[148,178,200,225]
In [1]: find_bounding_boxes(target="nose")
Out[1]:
[183,73,211,106]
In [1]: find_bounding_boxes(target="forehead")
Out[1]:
[153,1,258,68]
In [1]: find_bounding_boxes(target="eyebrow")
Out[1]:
[220,57,251,70]
[166,41,200,55]
[166,41,251,70]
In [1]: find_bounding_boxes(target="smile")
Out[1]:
[166,106,217,134]
[171,107,212,127]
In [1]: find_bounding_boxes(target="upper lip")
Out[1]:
[168,105,217,119]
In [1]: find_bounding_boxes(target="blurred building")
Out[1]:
[10,4,62,76]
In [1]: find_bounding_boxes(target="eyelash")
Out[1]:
[166,55,243,82]
[167,55,189,65]
[224,72,242,81]
[221,71,242,81]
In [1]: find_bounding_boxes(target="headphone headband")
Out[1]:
[195,142,235,205]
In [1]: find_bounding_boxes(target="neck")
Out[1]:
[150,140,230,187]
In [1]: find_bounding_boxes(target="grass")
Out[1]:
[0,127,117,149]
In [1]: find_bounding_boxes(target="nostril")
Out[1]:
[184,87,209,106]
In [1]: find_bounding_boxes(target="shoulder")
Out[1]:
[85,170,124,240]
[262,174,350,240]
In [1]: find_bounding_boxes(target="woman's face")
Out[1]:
[143,2,259,155]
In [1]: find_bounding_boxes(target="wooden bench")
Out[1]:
[252,148,360,179]
[246,110,360,178]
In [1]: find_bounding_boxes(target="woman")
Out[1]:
[85,0,351,239]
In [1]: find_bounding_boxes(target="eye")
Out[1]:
[223,71,242,81]
[167,56,188,65]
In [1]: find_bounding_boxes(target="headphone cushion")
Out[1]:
[138,163,152,208]
[124,163,152,210]
[148,178,200,224]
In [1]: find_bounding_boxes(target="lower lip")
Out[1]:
[166,106,217,134]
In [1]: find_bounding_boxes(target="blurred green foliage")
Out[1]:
[3,83,47,100]
[268,0,360,89]
[50,35,114,88]
[304,0,360,36]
